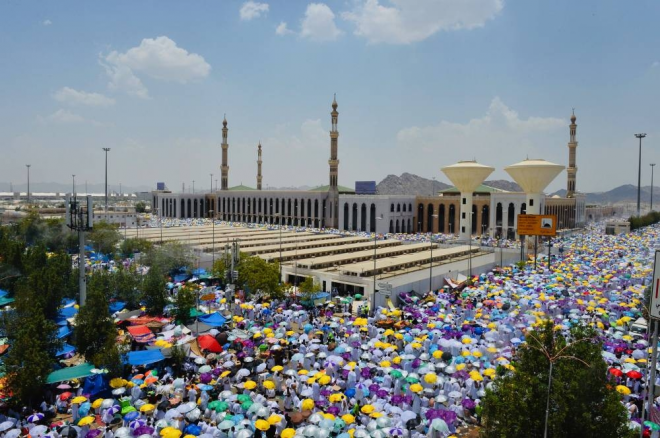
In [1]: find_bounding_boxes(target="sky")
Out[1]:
[1,0,659,194]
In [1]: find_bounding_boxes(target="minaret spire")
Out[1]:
[326,95,340,228]
[221,115,229,190]
[566,110,578,197]
[257,141,263,191]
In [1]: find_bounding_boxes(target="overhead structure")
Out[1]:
[504,159,565,215]
[441,161,494,241]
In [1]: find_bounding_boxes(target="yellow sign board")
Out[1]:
[200,293,216,301]
[517,214,557,237]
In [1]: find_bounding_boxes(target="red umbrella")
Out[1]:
[627,370,643,379]
[59,392,73,401]
[198,335,223,353]
[609,368,623,378]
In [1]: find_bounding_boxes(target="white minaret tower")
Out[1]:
[221,115,229,191]
[257,142,263,191]
[566,110,578,198]
[326,95,339,228]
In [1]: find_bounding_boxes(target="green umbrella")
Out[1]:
[237,394,251,403]
[354,294,363,300]
[644,421,660,431]
[259,344,268,352]
[390,370,403,378]
[214,401,229,412]
[208,400,222,410]
[241,401,253,411]
[333,419,346,431]
[405,376,420,384]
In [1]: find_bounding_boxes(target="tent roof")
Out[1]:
[126,325,155,343]
[126,349,165,366]
[309,184,355,194]
[46,363,95,384]
[0,297,15,307]
[198,312,227,327]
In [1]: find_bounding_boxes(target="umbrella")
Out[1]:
[30,425,49,436]
[5,430,21,438]
[72,396,88,404]
[59,426,79,438]
[77,416,95,426]
[140,404,156,413]
[27,413,45,423]
[124,411,139,421]
[218,420,235,430]
[86,430,102,438]
[254,419,270,431]
[134,426,155,436]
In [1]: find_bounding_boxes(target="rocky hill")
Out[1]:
[376,173,450,195]
[483,180,522,192]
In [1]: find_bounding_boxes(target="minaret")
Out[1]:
[257,142,263,190]
[327,95,339,228]
[221,115,229,190]
[566,110,578,198]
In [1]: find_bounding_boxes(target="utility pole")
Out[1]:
[635,133,647,217]
[651,163,656,212]
[102,148,111,212]
[26,164,31,204]
[66,194,93,306]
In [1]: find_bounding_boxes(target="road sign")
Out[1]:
[378,282,392,291]
[517,214,557,237]
[651,250,660,319]
[200,293,216,301]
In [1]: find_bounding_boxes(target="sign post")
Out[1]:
[517,214,557,270]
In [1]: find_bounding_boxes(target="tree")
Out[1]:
[112,266,141,309]
[119,238,153,259]
[135,201,147,213]
[237,256,282,300]
[174,284,197,325]
[480,322,635,438]
[298,276,320,305]
[73,272,124,376]
[142,268,168,315]
[88,221,121,255]
[143,242,191,276]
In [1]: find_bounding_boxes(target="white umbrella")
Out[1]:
[0,422,15,432]
[178,401,198,414]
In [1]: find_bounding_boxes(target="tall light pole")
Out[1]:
[372,215,383,314]
[651,163,656,212]
[102,148,110,212]
[26,164,31,204]
[192,180,195,194]
[210,174,214,194]
[209,210,215,274]
[274,213,282,282]
[635,133,647,217]
[72,174,76,196]
[429,214,438,292]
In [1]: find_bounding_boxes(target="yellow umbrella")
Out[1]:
[281,429,296,438]
[379,360,391,368]
[255,419,270,431]
[110,378,126,388]
[78,416,95,426]
[71,396,88,404]
[244,380,257,390]
[267,414,282,425]
[318,375,331,385]
[483,368,496,377]
[409,383,423,393]
[220,371,231,378]
[263,380,276,390]
[469,371,483,382]
[271,365,284,373]
[140,404,156,413]
[424,373,437,384]
[161,428,182,438]
[616,385,631,395]
[92,398,104,409]
[323,413,335,420]
[301,399,315,410]
[298,370,309,375]
[410,342,422,349]
[329,393,345,403]
[432,351,443,359]
[361,405,375,414]
[342,414,355,425]
[370,412,383,418]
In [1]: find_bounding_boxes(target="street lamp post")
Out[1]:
[429,214,438,292]
[72,174,76,196]
[468,212,473,278]
[274,213,283,282]
[651,163,656,212]
[26,164,31,204]
[209,210,215,274]
[102,148,110,212]
[192,180,195,194]
[210,174,214,194]
[635,133,647,217]
[372,215,383,315]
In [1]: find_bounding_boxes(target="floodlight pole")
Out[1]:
[102,148,110,212]
[651,163,656,212]
[372,215,383,315]
[636,133,647,217]
[429,214,439,292]
[26,164,31,205]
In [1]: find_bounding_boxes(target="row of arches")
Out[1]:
[494,202,526,239]
[342,203,377,232]
[416,203,490,235]
[390,203,413,213]
[215,196,328,227]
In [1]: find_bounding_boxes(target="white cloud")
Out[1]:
[101,36,211,98]
[240,1,269,21]
[42,19,52,26]
[652,61,660,68]
[301,3,342,42]
[342,0,503,44]
[53,87,116,107]
[276,21,293,36]
[44,109,86,124]
[397,97,566,170]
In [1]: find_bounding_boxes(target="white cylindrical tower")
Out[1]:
[441,161,494,242]
[504,159,565,215]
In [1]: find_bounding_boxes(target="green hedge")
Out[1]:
[629,211,660,230]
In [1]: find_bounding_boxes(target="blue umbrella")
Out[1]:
[124,411,139,421]
[345,388,356,398]
[184,425,202,436]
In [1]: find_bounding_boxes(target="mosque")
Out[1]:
[152,98,587,239]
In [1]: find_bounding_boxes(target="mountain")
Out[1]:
[376,173,450,195]
[483,180,522,192]
[0,181,154,194]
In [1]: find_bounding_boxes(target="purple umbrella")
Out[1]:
[326,406,340,416]
[199,373,212,384]
[368,384,380,392]
[86,430,102,438]
[461,399,476,410]
[133,426,154,436]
